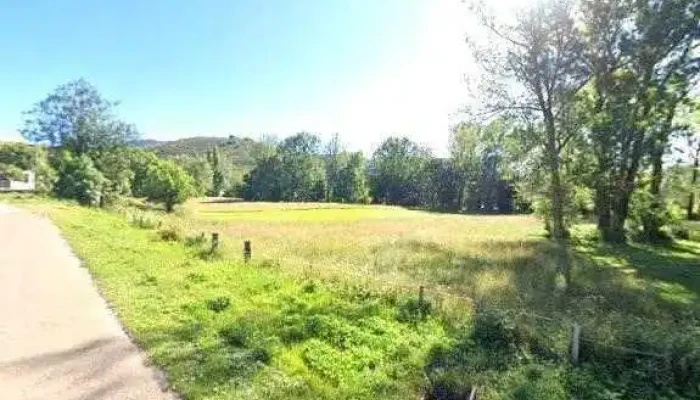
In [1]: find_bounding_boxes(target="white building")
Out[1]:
[0,171,36,192]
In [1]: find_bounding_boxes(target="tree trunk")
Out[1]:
[595,172,611,233]
[642,146,666,241]
[550,166,567,240]
[689,155,699,220]
[605,190,630,243]
[541,101,567,241]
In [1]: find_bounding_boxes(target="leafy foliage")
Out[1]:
[142,158,194,212]
[369,137,430,206]
[52,151,106,206]
[20,79,138,155]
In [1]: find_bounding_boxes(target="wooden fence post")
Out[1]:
[570,323,581,365]
[418,286,425,318]
[244,240,251,263]
[211,233,219,252]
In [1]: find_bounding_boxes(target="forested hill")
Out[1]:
[132,136,262,167]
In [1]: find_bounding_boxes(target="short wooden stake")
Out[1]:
[468,386,477,400]
[243,240,251,263]
[570,323,581,365]
[418,286,425,318]
[211,233,219,252]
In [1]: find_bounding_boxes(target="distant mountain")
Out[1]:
[132,137,232,155]
[132,136,264,174]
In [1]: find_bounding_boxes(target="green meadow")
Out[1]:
[8,196,700,399]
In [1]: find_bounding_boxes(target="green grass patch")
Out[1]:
[8,197,700,399]
[36,204,450,399]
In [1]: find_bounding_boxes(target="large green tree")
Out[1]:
[581,0,700,242]
[142,158,195,212]
[20,79,138,155]
[470,0,588,240]
[278,132,325,201]
[370,137,430,206]
[176,155,214,197]
[333,151,370,203]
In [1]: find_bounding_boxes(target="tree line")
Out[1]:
[1,79,523,215]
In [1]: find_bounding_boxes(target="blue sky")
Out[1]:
[0,0,481,154]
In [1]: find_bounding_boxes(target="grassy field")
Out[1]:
[5,195,700,399]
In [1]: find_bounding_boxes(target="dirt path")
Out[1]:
[0,204,175,400]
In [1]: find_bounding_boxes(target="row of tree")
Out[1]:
[238,126,521,213]
[1,78,524,215]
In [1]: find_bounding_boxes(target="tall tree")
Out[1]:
[20,79,138,155]
[581,0,700,242]
[324,133,343,201]
[450,123,482,211]
[470,0,588,239]
[207,146,225,196]
[370,137,430,206]
[678,104,700,219]
[279,132,325,201]
[333,152,370,203]
[176,155,213,197]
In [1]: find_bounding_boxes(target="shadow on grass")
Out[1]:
[411,237,700,399]
[380,235,700,321]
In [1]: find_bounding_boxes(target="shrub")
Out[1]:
[672,226,691,240]
[396,297,432,323]
[158,225,183,242]
[129,212,161,229]
[472,310,521,354]
[184,232,207,247]
[142,158,194,212]
[220,324,251,348]
[52,151,106,206]
[250,347,272,364]
[206,296,231,313]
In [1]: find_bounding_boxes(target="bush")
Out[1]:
[185,232,207,247]
[142,158,194,212]
[206,296,231,313]
[396,297,432,323]
[472,310,521,354]
[52,151,106,206]
[672,226,691,240]
[158,225,183,242]
[129,212,161,229]
[629,187,683,242]
[250,347,272,364]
